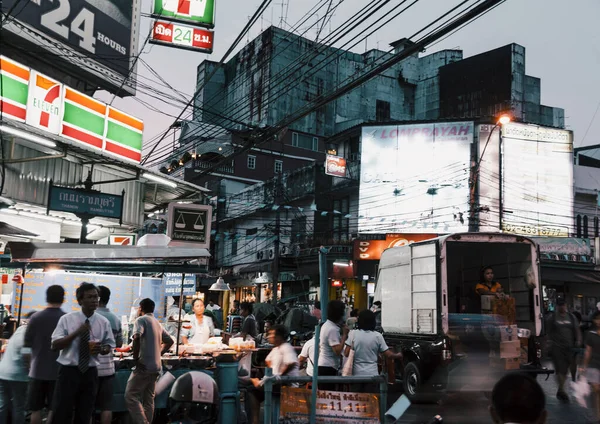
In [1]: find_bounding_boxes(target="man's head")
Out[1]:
[240,301,253,317]
[46,285,65,305]
[209,300,214,306]
[76,283,99,313]
[371,301,381,312]
[139,298,155,315]
[327,300,345,324]
[233,300,240,309]
[489,373,546,424]
[263,319,273,333]
[556,298,567,314]
[592,310,600,330]
[267,324,289,347]
[98,286,111,307]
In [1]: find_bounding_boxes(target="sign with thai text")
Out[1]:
[150,20,214,53]
[47,183,124,220]
[163,273,197,295]
[167,203,212,248]
[280,387,379,423]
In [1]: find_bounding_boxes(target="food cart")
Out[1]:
[6,240,251,422]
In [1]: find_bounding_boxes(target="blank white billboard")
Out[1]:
[359,122,473,234]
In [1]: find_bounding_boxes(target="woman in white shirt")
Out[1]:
[182,299,215,345]
[344,309,402,393]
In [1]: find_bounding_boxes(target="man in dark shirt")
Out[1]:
[23,285,65,424]
[238,302,258,341]
[546,298,582,402]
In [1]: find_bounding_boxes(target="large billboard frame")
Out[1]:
[1,0,142,96]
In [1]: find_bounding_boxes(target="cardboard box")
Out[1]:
[519,337,529,363]
[505,357,520,370]
[500,325,518,341]
[500,340,521,359]
[492,297,516,324]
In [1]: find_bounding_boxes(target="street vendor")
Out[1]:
[181,298,215,345]
[475,266,504,296]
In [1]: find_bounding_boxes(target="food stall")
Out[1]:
[5,240,253,421]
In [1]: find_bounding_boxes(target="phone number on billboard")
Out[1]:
[502,223,569,237]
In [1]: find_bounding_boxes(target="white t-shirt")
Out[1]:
[266,342,299,386]
[319,320,342,369]
[206,304,221,312]
[345,329,389,376]
[299,338,315,376]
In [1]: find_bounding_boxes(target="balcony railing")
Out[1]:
[193,159,234,174]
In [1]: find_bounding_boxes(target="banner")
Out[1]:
[354,234,437,260]
[280,387,379,424]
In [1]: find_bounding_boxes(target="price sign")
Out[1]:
[280,388,380,423]
[150,20,214,53]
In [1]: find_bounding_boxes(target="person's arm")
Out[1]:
[581,345,592,371]
[51,318,88,351]
[343,344,351,358]
[98,321,116,355]
[161,329,174,355]
[331,325,349,356]
[574,316,583,347]
[182,336,189,345]
[383,349,403,360]
[132,334,141,362]
[114,320,124,348]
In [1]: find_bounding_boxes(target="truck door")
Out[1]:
[411,242,439,334]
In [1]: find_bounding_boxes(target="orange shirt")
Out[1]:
[475,281,503,295]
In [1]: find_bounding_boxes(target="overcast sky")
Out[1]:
[95,0,600,163]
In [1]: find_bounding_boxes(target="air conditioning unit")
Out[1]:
[256,251,265,260]
[268,248,275,259]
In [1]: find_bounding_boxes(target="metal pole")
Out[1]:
[309,324,321,424]
[79,217,89,244]
[16,267,26,327]
[175,272,186,356]
[263,367,273,424]
[319,247,328,321]
[379,371,388,423]
[272,175,281,304]
[498,126,504,230]
[310,246,328,424]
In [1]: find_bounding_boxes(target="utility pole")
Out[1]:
[272,174,282,303]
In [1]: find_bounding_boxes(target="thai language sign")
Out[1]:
[280,388,379,423]
[163,273,197,295]
[0,56,144,163]
[167,203,212,248]
[150,20,214,53]
[48,183,124,220]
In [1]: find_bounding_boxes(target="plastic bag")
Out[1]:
[572,376,590,408]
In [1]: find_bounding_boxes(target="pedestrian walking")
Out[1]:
[298,335,315,377]
[125,298,173,424]
[318,300,348,390]
[343,310,403,393]
[489,373,547,424]
[247,324,299,424]
[50,283,115,424]
[545,298,582,402]
[95,286,123,424]
[23,285,65,424]
[580,310,600,423]
[0,313,34,424]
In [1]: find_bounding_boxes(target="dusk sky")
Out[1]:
[95,0,600,164]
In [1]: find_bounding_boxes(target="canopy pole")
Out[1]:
[310,246,328,424]
[16,266,26,327]
[175,272,186,356]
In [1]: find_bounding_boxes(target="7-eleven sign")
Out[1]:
[25,71,63,134]
[109,235,137,246]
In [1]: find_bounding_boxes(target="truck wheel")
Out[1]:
[403,362,422,401]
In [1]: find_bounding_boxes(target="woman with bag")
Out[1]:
[343,310,402,393]
[580,311,600,422]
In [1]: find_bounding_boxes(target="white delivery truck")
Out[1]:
[374,232,551,401]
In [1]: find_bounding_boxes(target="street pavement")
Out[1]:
[392,363,596,424]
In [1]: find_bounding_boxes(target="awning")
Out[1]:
[541,266,600,284]
[0,222,38,238]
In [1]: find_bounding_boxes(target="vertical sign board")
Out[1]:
[167,203,212,248]
[26,70,63,134]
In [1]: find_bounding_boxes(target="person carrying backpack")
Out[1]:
[545,298,582,402]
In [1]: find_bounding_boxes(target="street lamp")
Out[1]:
[209,276,231,291]
[469,115,512,231]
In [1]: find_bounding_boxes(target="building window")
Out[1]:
[376,100,391,122]
[275,160,283,174]
[231,235,238,256]
[332,197,350,242]
[291,132,319,151]
[247,155,256,169]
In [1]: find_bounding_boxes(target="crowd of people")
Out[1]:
[0,283,172,424]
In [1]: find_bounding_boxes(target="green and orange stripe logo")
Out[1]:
[61,87,107,150]
[105,107,143,163]
[0,56,30,121]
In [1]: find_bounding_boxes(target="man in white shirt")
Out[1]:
[206,300,221,312]
[125,298,173,424]
[298,336,315,377]
[50,283,115,424]
[318,300,348,390]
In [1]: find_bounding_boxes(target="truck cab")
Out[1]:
[374,233,549,401]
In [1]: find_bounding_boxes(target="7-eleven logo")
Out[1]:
[26,71,63,135]
[161,0,208,18]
